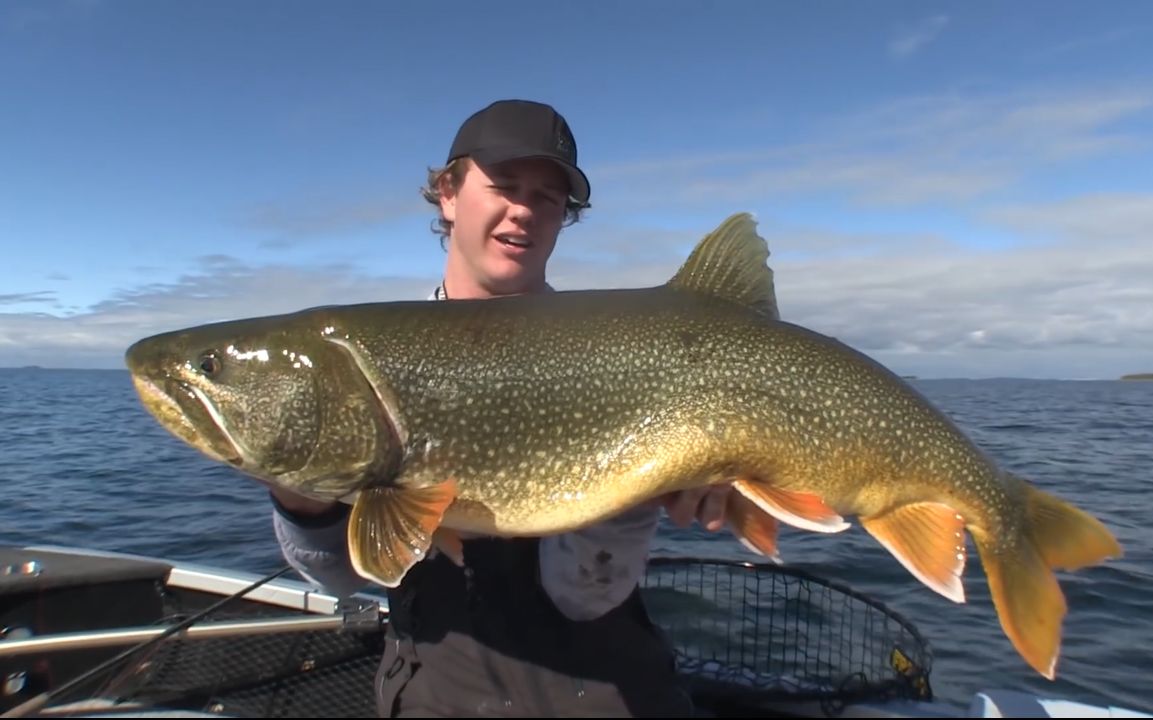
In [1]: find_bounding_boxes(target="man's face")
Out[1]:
[439,157,569,298]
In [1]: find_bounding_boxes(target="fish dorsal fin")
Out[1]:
[666,212,779,319]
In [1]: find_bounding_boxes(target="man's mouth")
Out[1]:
[496,234,532,249]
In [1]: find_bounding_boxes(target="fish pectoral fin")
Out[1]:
[725,487,782,563]
[347,479,458,588]
[860,502,967,603]
[733,479,850,533]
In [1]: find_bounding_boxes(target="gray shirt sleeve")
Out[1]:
[271,505,368,598]
[273,496,661,620]
[538,503,662,621]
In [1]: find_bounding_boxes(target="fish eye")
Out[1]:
[197,351,222,376]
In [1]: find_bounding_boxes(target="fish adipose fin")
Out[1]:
[347,478,458,587]
[733,478,850,534]
[972,473,1123,680]
[725,487,782,562]
[667,213,780,320]
[860,502,968,603]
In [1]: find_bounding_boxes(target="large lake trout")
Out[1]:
[125,213,1121,681]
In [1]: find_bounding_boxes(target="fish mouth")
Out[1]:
[131,374,245,466]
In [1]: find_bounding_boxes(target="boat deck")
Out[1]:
[4,544,1119,719]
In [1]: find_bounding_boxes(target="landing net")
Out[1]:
[641,556,934,713]
[8,558,932,718]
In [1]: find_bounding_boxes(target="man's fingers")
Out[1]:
[699,485,729,532]
[663,485,732,530]
[664,487,706,527]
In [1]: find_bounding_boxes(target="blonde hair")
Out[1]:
[420,157,590,248]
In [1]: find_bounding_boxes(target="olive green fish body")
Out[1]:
[335,290,1012,545]
[125,212,1122,682]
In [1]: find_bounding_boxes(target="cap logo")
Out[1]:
[555,129,572,160]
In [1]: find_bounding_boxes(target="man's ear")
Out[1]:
[439,160,468,224]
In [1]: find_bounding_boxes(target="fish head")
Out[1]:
[124,313,400,501]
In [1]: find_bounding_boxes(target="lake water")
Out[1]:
[1,368,1150,714]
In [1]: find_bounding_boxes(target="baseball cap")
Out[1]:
[447,99,591,205]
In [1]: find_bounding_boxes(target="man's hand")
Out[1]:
[660,484,731,532]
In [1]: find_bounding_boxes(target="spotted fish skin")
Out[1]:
[125,212,1122,682]
[317,288,985,535]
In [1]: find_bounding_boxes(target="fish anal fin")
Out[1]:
[733,478,849,533]
[666,213,779,320]
[861,502,967,603]
[347,479,458,587]
[725,487,781,563]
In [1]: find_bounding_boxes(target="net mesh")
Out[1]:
[640,557,934,713]
[125,624,384,717]
[37,601,386,718]
[33,558,933,717]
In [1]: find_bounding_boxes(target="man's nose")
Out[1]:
[507,197,534,223]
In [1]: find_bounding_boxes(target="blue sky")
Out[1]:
[2,0,1152,378]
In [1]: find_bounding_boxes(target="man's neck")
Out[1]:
[440,266,549,299]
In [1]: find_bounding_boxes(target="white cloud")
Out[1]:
[4,83,1150,380]
[0,259,436,370]
[555,195,1153,380]
[236,193,428,247]
[982,192,1153,244]
[0,291,56,306]
[1028,27,1144,63]
[889,15,950,59]
[590,85,1152,211]
[4,191,1150,380]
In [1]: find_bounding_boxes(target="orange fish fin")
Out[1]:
[732,478,850,533]
[725,488,781,562]
[1018,474,1123,570]
[970,474,1123,680]
[432,527,465,567]
[347,478,458,588]
[860,502,967,603]
[973,526,1066,680]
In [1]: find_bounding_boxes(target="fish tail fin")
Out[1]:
[973,473,1122,680]
[1014,473,1123,571]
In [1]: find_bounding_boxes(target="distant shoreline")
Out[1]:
[1121,373,1153,381]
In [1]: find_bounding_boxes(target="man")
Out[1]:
[271,99,729,717]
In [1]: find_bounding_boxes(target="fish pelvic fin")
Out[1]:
[973,473,1123,681]
[732,478,850,533]
[725,487,782,563]
[666,212,780,320]
[860,502,968,604]
[347,479,458,588]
